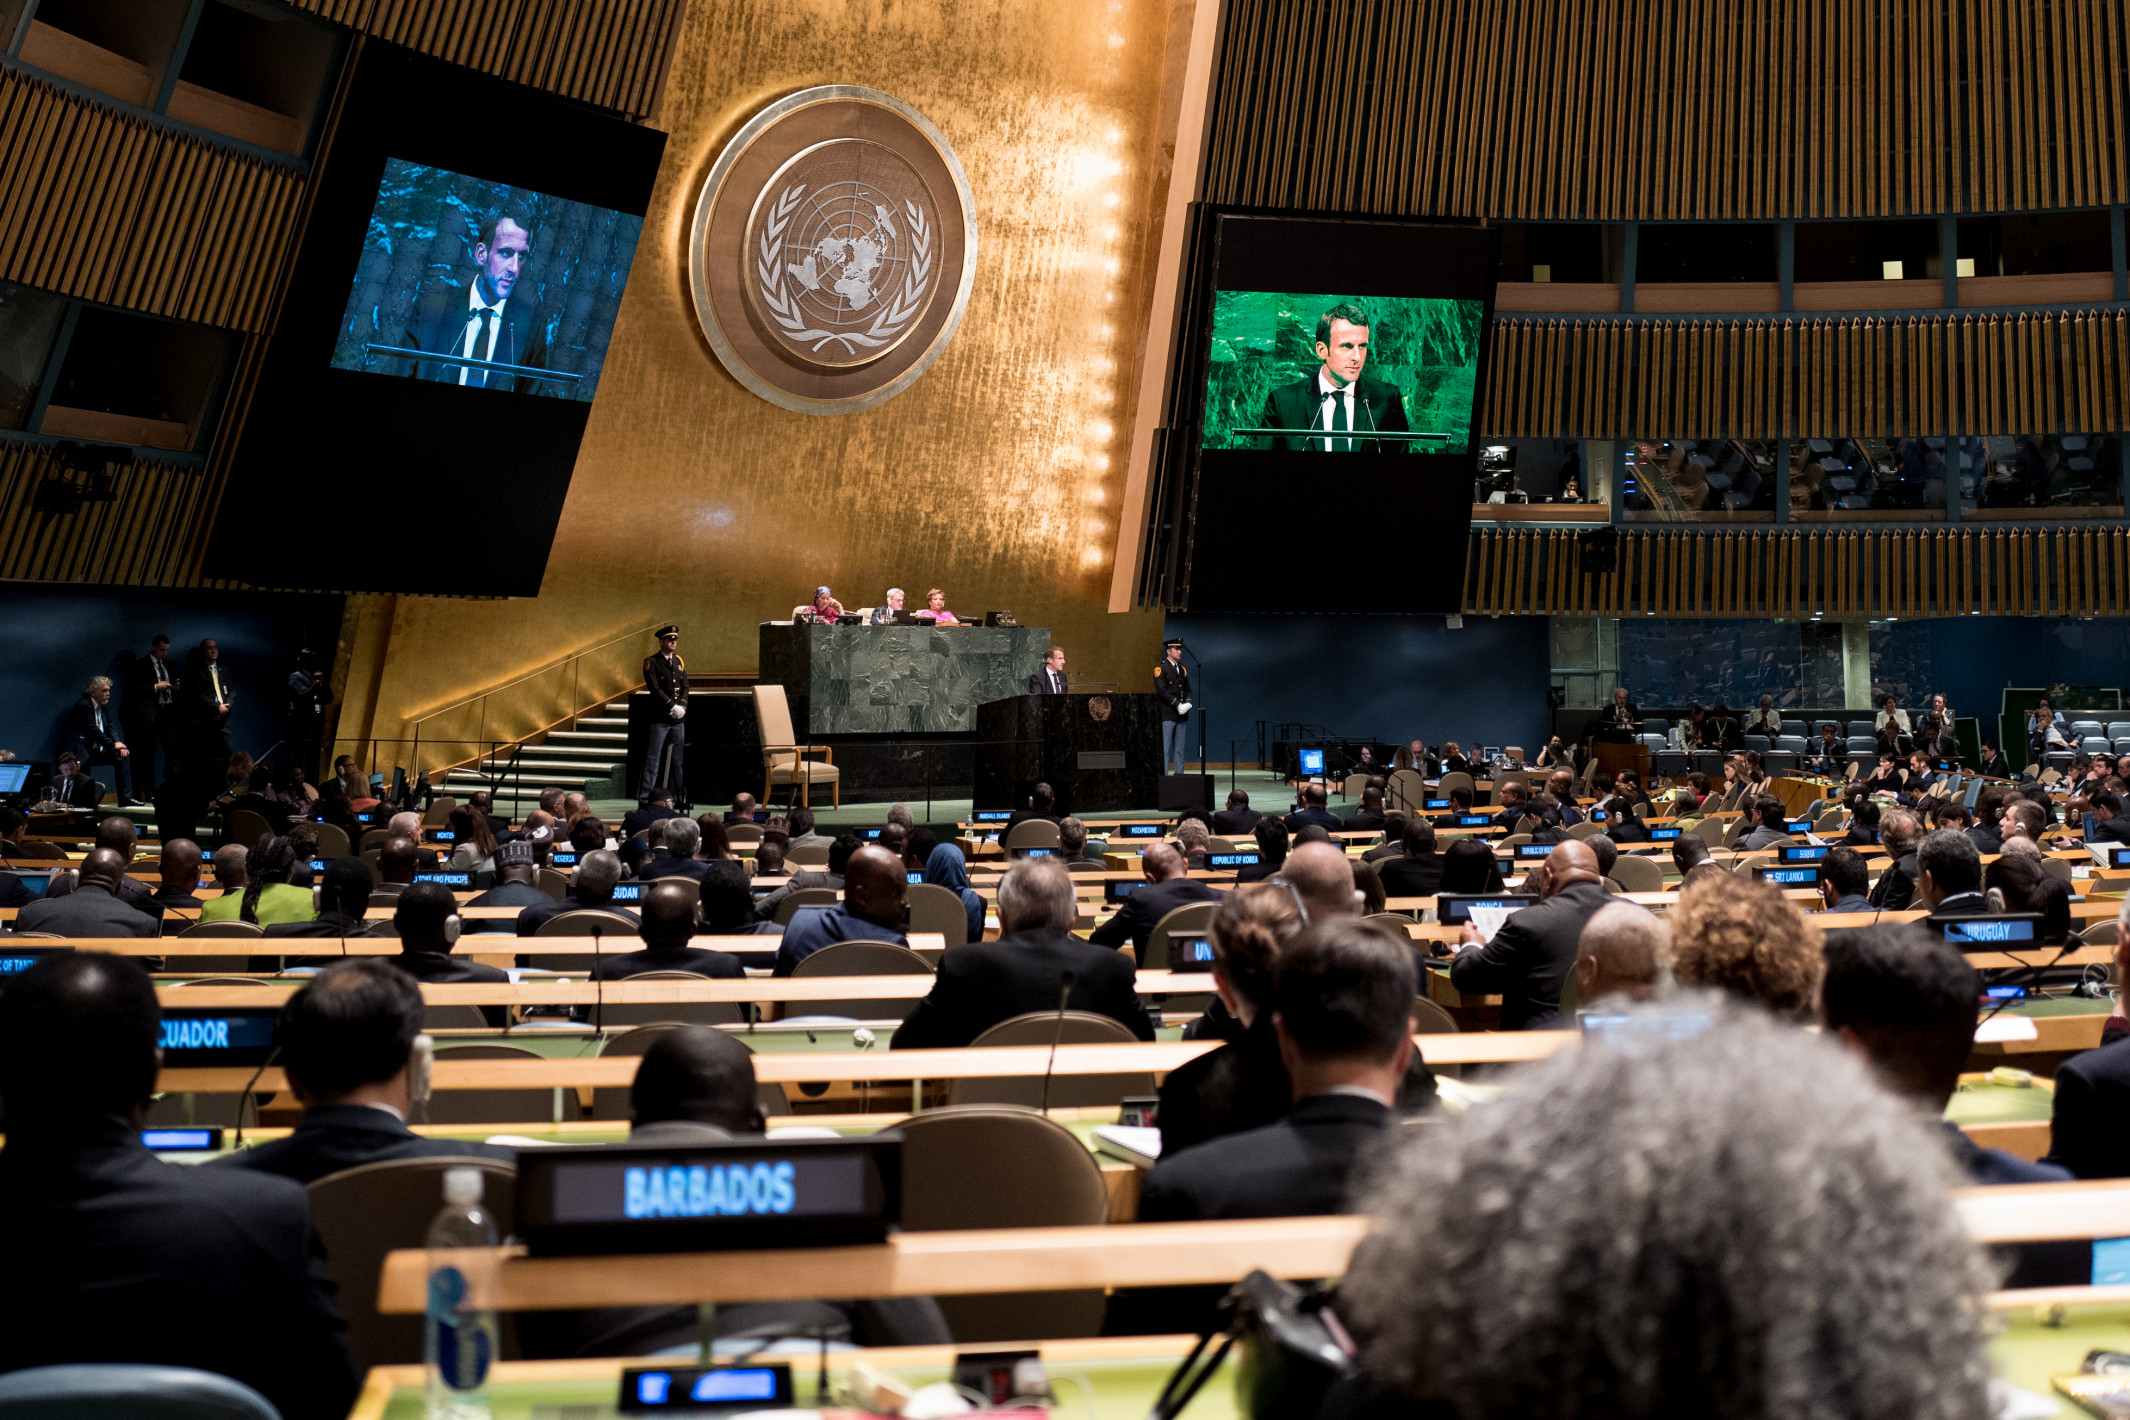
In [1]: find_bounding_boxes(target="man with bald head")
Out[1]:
[595,882,744,981]
[1090,840,1222,953]
[1448,838,1609,1029]
[775,845,911,975]
[1281,840,1361,923]
[1574,901,1670,1008]
[374,836,420,895]
[42,815,158,919]
[150,838,205,916]
[18,848,162,938]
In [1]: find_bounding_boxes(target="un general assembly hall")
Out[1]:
[15,0,2130,1416]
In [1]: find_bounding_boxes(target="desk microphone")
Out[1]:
[590,922,604,1034]
[1040,969,1077,1115]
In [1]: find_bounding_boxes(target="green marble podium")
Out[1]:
[759,621,1051,735]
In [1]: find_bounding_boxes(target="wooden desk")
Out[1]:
[371,1180,2130,1315]
[151,971,1220,1010]
[154,1031,1576,1095]
[33,935,944,959]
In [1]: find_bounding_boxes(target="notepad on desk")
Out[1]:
[1092,1124,1162,1169]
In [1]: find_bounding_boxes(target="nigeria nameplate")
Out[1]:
[689,85,978,414]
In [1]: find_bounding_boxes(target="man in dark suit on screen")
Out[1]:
[1256,302,1411,452]
[404,212,549,391]
[1028,645,1069,695]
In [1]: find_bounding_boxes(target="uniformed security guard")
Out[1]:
[1155,638,1192,776]
[639,624,687,805]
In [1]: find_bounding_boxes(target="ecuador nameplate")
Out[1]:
[689,86,978,414]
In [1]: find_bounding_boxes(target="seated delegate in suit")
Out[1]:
[1814,847,1876,915]
[754,831,856,922]
[1822,923,2083,1285]
[16,848,160,939]
[1283,783,1345,835]
[517,1027,950,1359]
[147,837,204,916]
[518,849,639,934]
[1056,816,1106,867]
[1235,817,1287,884]
[0,952,357,1420]
[1376,819,1445,898]
[46,751,103,808]
[775,846,910,976]
[639,816,712,883]
[41,815,160,921]
[61,675,135,804]
[265,858,387,940]
[1866,810,1924,911]
[1254,302,1412,452]
[2044,902,2130,1177]
[405,212,549,390]
[592,881,744,982]
[464,838,554,914]
[867,588,909,625]
[1211,789,1261,837]
[1027,645,1070,695]
[895,858,1152,1050]
[1447,839,1611,1029]
[1573,902,1668,1006]
[209,959,513,1185]
[1088,841,1222,954]
[387,882,509,994]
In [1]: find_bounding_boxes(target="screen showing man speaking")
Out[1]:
[331,159,644,402]
[1202,292,1485,454]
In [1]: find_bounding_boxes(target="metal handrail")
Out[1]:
[408,622,669,728]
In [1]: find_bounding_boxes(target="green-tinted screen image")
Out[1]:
[1202,291,1485,452]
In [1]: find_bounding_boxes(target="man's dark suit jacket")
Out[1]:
[1284,806,1345,834]
[620,803,682,839]
[388,950,508,984]
[1868,853,1918,910]
[405,279,548,391]
[892,927,1154,1049]
[1978,752,2013,778]
[465,879,553,911]
[1376,850,1443,898]
[1967,824,2005,855]
[639,856,712,883]
[0,1120,357,1420]
[1343,810,1386,831]
[1210,806,1261,836]
[1027,667,1069,695]
[1448,879,1612,1029]
[1087,876,1221,952]
[1140,1093,1390,1220]
[18,889,160,938]
[45,869,159,921]
[518,895,639,935]
[1257,375,1410,451]
[2044,1036,2130,1178]
[263,912,386,940]
[0,873,29,910]
[61,695,120,760]
[2093,815,2130,845]
[123,655,172,724]
[591,945,745,981]
[208,1103,514,1186]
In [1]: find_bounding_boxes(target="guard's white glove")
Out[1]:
[668,703,687,721]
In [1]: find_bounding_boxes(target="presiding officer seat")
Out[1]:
[309,1156,517,1372]
[949,1011,1152,1109]
[752,684,840,808]
[895,1106,1111,1341]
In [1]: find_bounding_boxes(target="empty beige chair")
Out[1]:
[2083,919,2120,946]
[535,867,569,902]
[365,888,398,909]
[1206,836,1236,854]
[785,843,831,868]
[1606,854,1666,892]
[1566,821,1604,841]
[1341,774,1371,798]
[1728,852,1773,876]
[312,823,353,859]
[771,886,840,925]
[1720,818,1750,850]
[1691,817,1728,847]
[725,823,764,845]
[422,1043,584,1125]
[786,939,934,1019]
[904,881,971,950]
[2042,857,2075,884]
[753,684,840,808]
[1435,771,1474,800]
[358,828,391,854]
[1816,809,1846,833]
[178,920,265,938]
[1386,768,1428,813]
[1143,902,1216,971]
[420,795,458,827]
[224,810,271,852]
[896,1106,1111,1340]
[1003,818,1060,852]
[591,1023,789,1121]
[309,1156,516,1370]
[948,1011,1152,1108]
[1497,833,1532,851]
[592,969,747,1028]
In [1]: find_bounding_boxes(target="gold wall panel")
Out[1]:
[1464,526,2130,617]
[0,68,304,330]
[1482,311,2130,438]
[1205,0,2130,219]
[342,0,1175,757]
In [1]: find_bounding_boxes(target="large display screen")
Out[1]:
[1202,292,1485,453]
[206,44,666,595]
[331,159,644,402]
[1178,215,1496,614]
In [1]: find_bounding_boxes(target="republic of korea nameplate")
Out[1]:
[689,86,978,415]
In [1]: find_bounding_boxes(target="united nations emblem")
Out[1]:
[691,87,977,414]
[1088,696,1112,722]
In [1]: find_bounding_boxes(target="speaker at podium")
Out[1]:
[974,692,1163,816]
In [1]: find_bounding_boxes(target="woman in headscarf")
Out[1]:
[923,842,985,940]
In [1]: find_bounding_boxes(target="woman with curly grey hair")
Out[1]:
[1339,998,1996,1420]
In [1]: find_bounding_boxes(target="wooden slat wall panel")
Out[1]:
[0,444,231,587]
[1479,311,2130,437]
[1459,526,2129,617]
[0,70,303,331]
[288,0,684,120]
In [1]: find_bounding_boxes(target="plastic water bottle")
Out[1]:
[424,1168,498,1420]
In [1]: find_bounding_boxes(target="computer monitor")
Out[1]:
[1297,748,1325,776]
[0,763,28,795]
[1433,893,1538,925]
[1105,880,1140,903]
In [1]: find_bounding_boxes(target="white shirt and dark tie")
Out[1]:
[458,286,508,387]
[151,657,172,706]
[1316,370,1356,452]
[1045,669,1065,694]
